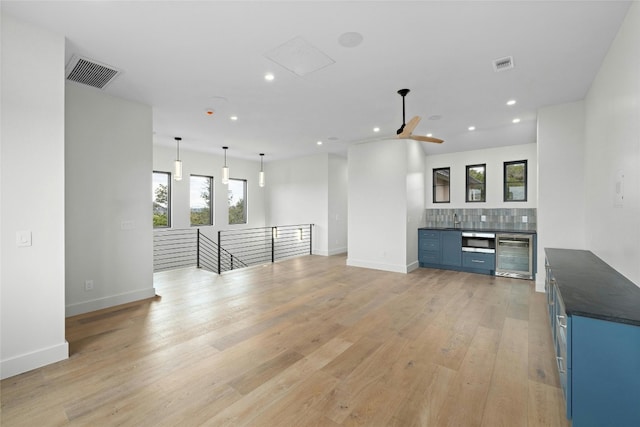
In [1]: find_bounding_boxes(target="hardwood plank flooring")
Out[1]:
[1,255,568,426]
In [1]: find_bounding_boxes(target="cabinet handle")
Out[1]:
[556,356,566,374]
[471,259,485,263]
[557,315,567,329]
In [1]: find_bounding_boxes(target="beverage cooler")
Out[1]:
[495,233,534,279]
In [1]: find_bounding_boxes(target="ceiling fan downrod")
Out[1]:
[397,88,410,134]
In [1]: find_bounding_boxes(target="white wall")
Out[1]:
[583,2,640,287]
[1,14,69,379]
[65,83,155,316]
[327,154,348,255]
[265,153,329,255]
[347,139,410,273]
[537,102,587,291]
[406,140,426,270]
[425,143,538,209]
[153,145,266,233]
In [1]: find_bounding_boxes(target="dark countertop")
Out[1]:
[419,227,536,234]
[545,248,640,326]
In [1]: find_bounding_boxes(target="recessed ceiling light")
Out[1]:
[373,127,380,132]
[264,73,275,81]
[426,133,433,137]
[506,99,516,106]
[205,109,215,116]
[468,126,476,131]
[512,118,521,123]
[316,141,323,145]
[230,116,238,121]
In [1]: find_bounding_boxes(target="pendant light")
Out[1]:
[221,146,229,184]
[174,137,182,181]
[259,153,265,187]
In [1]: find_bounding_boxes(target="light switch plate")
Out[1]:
[16,230,32,247]
[522,216,528,223]
[481,215,487,222]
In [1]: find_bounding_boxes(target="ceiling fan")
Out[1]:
[396,89,444,144]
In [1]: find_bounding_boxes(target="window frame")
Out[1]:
[465,164,486,203]
[152,170,171,228]
[228,178,247,225]
[503,160,528,202]
[189,174,214,227]
[432,167,451,203]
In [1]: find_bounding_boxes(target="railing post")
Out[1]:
[231,254,234,270]
[196,229,201,268]
[217,230,222,274]
[271,227,276,263]
[309,224,313,255]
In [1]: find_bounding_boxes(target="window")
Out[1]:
[190,175,213,226]
[228,178,247,225]
[153,171,171,228]
[466,164,486,202]
[433,168,450,203]
[504,160,527,202]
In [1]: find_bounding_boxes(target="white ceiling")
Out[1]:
[2,1,632,162]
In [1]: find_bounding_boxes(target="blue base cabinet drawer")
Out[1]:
[462,252,495,270]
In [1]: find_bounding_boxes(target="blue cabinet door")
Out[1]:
[571,316,640,427]
[441,231,461,266]
[418,230,441,265]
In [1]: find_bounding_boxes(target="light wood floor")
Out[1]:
[1,255,568,426]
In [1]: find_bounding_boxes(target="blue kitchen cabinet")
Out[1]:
[545,249,640,427]
[462,251,495,273]
[418,230,441,266]
[441,231,461,267]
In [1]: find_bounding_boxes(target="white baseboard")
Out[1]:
[65,287,156,317]
[406,260,420,273]
[346,258,412,274]
[1,341,69,380]
[312,247,347,256]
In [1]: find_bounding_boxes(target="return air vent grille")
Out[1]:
[65,56,121,89]
[493,56,514,72]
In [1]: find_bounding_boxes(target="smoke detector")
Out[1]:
[65,55,121,89]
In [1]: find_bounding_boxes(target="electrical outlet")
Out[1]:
[481,215,487,222]
[84,280,94,291]
[522,216,528,223]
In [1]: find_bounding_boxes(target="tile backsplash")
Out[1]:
[425,208,537,231]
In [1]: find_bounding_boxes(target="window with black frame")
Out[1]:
[466,164,486,202]
[228,178,247,225]
[190,175,213,226]
[433,168,450,203]
[153,171,171,228]
[504,160,527,202]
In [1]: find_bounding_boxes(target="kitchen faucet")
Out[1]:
[453,213,461,228]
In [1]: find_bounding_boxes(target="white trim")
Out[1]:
[346,258,411,274]
[1,341,69,380]
[65,287,156,317]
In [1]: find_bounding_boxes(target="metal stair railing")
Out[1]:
[153,224,313,274]
[218,224,313,272]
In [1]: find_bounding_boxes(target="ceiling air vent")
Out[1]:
[65,56,121,89]
[493,56,514,72]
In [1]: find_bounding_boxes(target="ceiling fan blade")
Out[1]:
[397,116,421,138]
[410,135,444,144]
